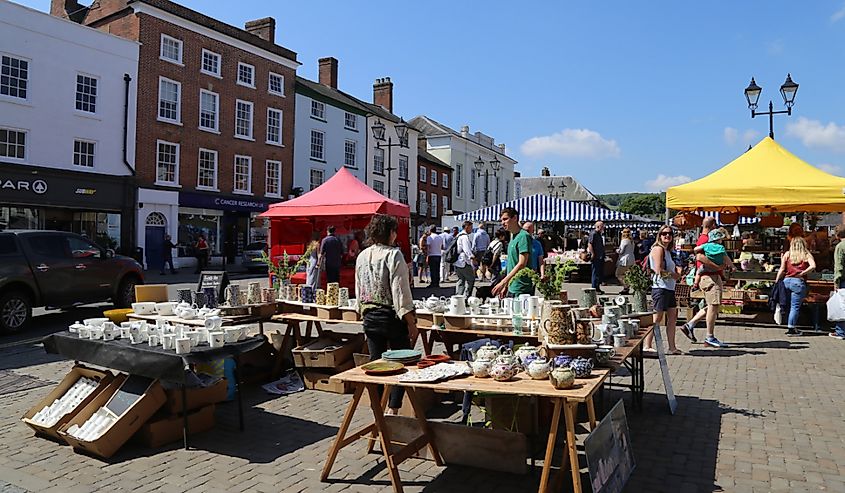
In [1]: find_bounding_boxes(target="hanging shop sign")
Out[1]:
[0,162,130,210]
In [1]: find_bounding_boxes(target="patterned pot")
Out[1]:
[549,367,576,389]
[580,288,598,308]
[570,357,594,378]
[177,288,193,304]
[203,287,218,308]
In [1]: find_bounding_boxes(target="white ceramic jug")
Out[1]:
[449,295,467,315]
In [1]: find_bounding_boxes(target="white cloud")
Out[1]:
[645,174,692,192]
[832,4,845,22]
[818,163,843,176]
[520,129,620,159]
[786,117,845,152]
[724,127,760,146]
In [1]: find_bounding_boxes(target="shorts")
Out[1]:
[699,274,723,305]
[651,288,677,312]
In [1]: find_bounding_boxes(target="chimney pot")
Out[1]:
[460,125,469,137]
[245,17,276,43]
[373,77,394,112]
[318,57,338,89]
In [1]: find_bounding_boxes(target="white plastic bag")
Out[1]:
[774,305,783,326]
[827,289,845,322]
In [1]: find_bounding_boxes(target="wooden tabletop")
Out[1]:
[331,364,608,402]
[605,326,652,370]
[418,325,539,339]
[271,313,363,324]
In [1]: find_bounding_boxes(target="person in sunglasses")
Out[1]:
[643,226,683,355]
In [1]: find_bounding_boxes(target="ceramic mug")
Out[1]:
[102,326,115,341]
[224,327,240,343]
[177,288,193,304]
[148,334,160,347]
[209,331,225,348]
[175,337,191,354]
[347,299,359,310]
[162,334,175,350]
[186,330,201,347]
[204,316,223,330]
[613,333,627,348]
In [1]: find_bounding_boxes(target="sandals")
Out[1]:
[668,348,684,355]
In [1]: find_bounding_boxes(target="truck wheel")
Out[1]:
[115,276,139,308]
[0,291,32,334]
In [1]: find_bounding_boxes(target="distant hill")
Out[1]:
[598,192,666,218]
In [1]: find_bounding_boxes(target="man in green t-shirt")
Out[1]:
[492,207,533,297]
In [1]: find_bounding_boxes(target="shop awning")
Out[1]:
[260,167,410,218]
[666,137,845,213]
[455,194,641,223]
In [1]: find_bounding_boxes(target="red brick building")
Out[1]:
[51,0,299,270]
[415,138,452,237]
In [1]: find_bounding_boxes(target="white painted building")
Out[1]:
[0,0,138,250]
[410,116,517,217]
[293,58,369,192]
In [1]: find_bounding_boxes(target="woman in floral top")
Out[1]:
[355,214,417,413]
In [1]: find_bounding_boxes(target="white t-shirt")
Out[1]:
[454,232,475,268]
[426,234,444,256]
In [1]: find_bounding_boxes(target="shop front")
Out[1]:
[178,191,275,266]
[0,162,135,254]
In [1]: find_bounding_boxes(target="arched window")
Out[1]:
[145,212,167,227]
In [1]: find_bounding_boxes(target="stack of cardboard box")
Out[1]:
[293,330,363,394]
[134,379,228,448]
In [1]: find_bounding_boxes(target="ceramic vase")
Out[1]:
[247,282,261,304]
[338,288,349,307]
[545,305,577,345]
[581,288,598,308]
[224,285,240,306]
[177,288,193,304]
[192,291,207,309]
[203,287,218,308]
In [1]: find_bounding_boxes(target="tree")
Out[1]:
[618,194,663,217]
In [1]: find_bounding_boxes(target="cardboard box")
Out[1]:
[302,360,355,394]
[134,284,169,303]
[293,330,363,369]
[135,404,215,448]
[340,308,361,322]
[59,375,166,459]
[315,306,341,320]
[163,379,227,415]
[21,365,114,443]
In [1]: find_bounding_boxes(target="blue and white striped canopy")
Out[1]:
[456,194,638,223]
[700,211,760,225]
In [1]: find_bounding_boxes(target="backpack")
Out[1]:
[481,246,495,266]
[443,233,466,264]
[639,246,666,277]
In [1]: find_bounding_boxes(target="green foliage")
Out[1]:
[623,263,652,294]
[599,192,666,218]
[259,243,315,284]
[511,258,577,299]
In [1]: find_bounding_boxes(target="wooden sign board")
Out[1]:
[197,270,229,301]
[585,399,636,493]
[652,323,678,414]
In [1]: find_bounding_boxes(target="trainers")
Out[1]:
[680,323,697,343]
[704,336,727,348]
[786,329,802,337]
[828,332,845,340]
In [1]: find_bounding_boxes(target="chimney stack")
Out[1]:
[245,17,275,43]
[373,77,394,112]
[318,57,338,89]
[498,143,506,153]
[541,167,551,177]
[460,126,469,137]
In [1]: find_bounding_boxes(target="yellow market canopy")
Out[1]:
[666,137,845,213]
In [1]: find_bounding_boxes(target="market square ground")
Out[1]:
[1,283,844,493]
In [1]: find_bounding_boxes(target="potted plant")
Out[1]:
[623,263,651,312]
[259,243,315,292]
[512,258,577,299]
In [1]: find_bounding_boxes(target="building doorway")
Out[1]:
[144,212,167,271]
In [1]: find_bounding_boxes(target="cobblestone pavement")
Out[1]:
[1,299,844,492]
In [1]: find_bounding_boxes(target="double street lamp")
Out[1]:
[547,179,567,199]
[474,155,501,206]
[371,118,409,199]
[744,74,799,140]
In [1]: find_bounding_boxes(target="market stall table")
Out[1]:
[271,312,362,350]
[601,325,653,412]
[127,312,268,334]
[42,331,265,448]
[321,365,609,493]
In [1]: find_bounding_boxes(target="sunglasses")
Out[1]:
[660,231,674,236]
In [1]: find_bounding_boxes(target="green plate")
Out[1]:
[361,361,405,374]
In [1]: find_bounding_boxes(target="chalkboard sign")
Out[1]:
[105,375,154,417]
[652,323,678,415]
[197,270,229,301]
[585,399,636,493]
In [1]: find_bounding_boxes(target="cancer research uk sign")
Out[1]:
[178,191,274,213]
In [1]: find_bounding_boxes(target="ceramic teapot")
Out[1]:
[473,343,501,362]
[545,305,578,345]
[526,358,552,380]
[514,344,539,367]
[570,357,595,378]
[424,295,447,313]
[552,354,573,369]
[490,351,518,382]
[549,366,576,389]
[468,359,493,378]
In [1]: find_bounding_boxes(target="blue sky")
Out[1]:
[19,0,845,193]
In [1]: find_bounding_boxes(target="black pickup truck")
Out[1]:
[0,230,144,333]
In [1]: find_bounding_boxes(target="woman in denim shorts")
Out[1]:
[643,226,683,355]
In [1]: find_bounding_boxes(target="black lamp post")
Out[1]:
[547,178,567,199]
[744,74,799,140]
[474,155,501,206]
[371,117,409,199]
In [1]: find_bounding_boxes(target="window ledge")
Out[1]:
[265,193,282,199]
[237,81,256,89]
[199,127,221,135]
[157,117,183,126]
[269,91,286,98]
[201,70,222,79]
[155,182,182,188]
[234,135,255,142]
[196,186,220,192]
[310,115,327,123]
[310,157,327,164]
[344,127,359,133]
[73,110,101,121]
[265,141,285,148]
[159,57,184,66]
[372,171,385,176]
[344,165,358,170]
[232,190,254,196]
[0,96,32,107]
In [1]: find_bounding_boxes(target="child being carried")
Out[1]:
[692,228,733,289]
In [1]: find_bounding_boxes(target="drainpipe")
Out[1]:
[123,73,138,254]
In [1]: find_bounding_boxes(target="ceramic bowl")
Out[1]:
[83,318,109,327]
[131,302,157,315]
